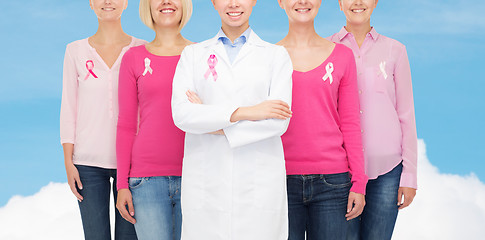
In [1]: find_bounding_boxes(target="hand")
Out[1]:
[209,129,225,135]
[186,90,202,104]
[65,163,83,202]
[116,189,136,224]
[346,192,365,221]
[397,187,416,210]
[230,100,292,122]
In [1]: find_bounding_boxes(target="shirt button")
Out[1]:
[362,148,365,152]
[359,90,363,94]
[360,110,363,114]
[358,72,362,75]
[357,56,361,58]
[361,129,364,133]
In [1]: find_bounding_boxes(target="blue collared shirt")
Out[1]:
[217,27,252,64]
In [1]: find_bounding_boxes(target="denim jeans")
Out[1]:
[347,163,403,240]
[129,176,182,240]
[76,165,138,240]
[287,172,352,240]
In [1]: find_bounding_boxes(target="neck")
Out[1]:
[345,22,372,47]
[284,20,319,47]
[152,26,185,47]
[92,20,128,44]
[221,22,249,43]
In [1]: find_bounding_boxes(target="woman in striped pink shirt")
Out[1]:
[277,0,367,239]
[328,0,418,239]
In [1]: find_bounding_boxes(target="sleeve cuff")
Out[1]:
[400,172,418,189]
[60,139,75,144]
[350,179,367,195]
[116,180,129,191]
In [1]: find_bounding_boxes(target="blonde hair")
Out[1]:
[139,0,192,31]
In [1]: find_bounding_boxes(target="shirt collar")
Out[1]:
[217,27,252,45]
[368,27,379,41]
[337,26,380,41]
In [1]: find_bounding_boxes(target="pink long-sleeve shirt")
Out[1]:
[282,44,368,195]
[328,27,418,189]
[60,37,146,169]
[116,45,185,190]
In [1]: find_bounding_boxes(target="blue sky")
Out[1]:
[0,0,484,206]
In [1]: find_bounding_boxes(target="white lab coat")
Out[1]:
[171,31,293,240]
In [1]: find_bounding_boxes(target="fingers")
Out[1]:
[398,187,416,210]
[116,200,136,224]
[347,196,354,215]
[271,108,292,119]
[269,111,291,120]
[398,194,415,210]
[76,176,83,191]
[68,180,83,202]
[268,100,290,109]
[128,201,136,219]
[270,101,292,115]
[266,101,292,119]
[345,193,365,221]
[209,130,225,135]
[186,90,202,104]
[345,199,361,220]
[397,188,403,207]
[345,203,363,220]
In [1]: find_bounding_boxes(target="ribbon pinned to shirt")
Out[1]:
[379,61,388,79]
[143,57,153,76]
[322,62,334,84]
[84,60,98,80]
[204,54,218,81]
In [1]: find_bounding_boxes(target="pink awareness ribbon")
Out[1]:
[204,54,218,81]
[84,60,98,80]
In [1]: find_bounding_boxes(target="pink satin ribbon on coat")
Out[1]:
[204,54,218,81]
[84,60,98,80]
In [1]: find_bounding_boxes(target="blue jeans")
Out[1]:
[347,163,403,240]
[287,172,352,240]
[76,165,138,240]
[129,176,182,240]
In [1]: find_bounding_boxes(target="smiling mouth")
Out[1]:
[161,9,175,13]
[227,12,243,17]
[352,9,366,13]
[295,8,311,13]
[102,7,115,11]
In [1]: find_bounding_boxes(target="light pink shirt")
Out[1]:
[60,37,146,169]
[328,27,418,189]
[282,44,368,194]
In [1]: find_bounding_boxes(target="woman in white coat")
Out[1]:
[171,0,293,239]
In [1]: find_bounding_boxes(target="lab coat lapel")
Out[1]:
[213,42,231,68]
[204,35,231,68]
[232,32,266,66]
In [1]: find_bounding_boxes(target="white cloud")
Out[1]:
[393,140,485,239]
[0,182,116,240]
[1,140,484,239]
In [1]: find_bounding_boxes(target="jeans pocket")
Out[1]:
[321,173,351,188]
[129,177,146,189]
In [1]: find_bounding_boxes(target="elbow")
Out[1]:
[277,118,291,137]
[172,112,188,133]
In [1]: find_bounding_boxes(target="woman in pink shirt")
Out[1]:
[115,0,192,239]
[60,0,145,239]
[328,0,418,239]
[277,0,367,239]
